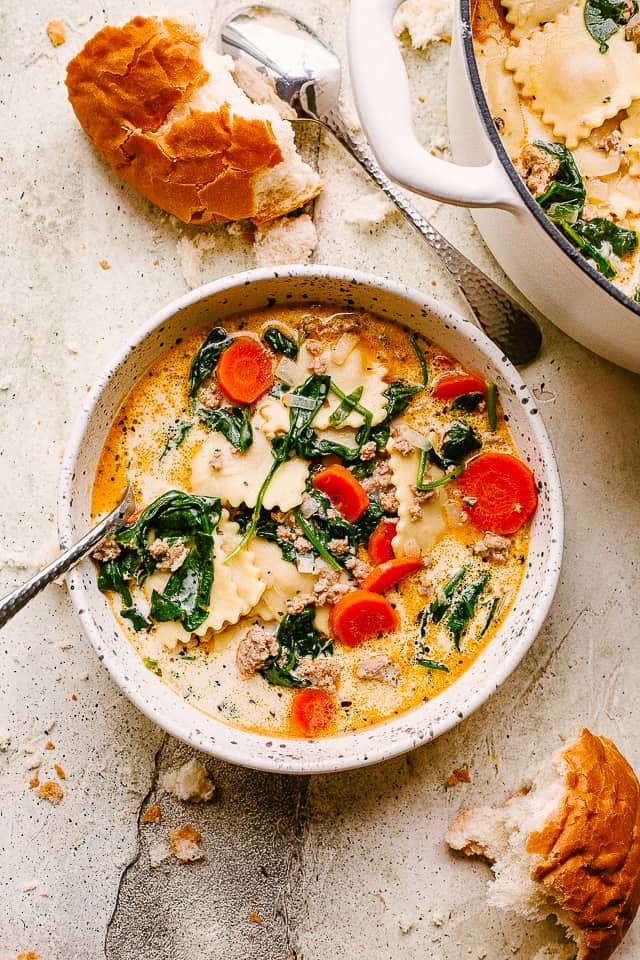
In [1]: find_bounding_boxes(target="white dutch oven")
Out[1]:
[59,266,562,774]
[349,0,640,373]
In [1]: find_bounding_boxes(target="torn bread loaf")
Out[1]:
[446,729,640,960]
[65,15,322,224]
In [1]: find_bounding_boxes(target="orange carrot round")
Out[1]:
[367,520,397,564]
[312,464,369,523]
[330,590,398,647]
[431,371,486,401]
[291,688,336,736]
[361,556,423,593]
[457,451,538,534]
[216,337,273,404]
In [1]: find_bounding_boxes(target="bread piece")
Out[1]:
[65,15,322,224]
[446,730,640,960]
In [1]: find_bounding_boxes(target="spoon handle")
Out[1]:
[316,107,542,365]
[0,487,134,629]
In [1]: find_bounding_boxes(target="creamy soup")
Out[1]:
[92,305,537,738]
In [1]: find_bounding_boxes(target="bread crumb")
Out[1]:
[169,824,204,863]
[149,839,171,868]
[342,193,396,227]
[393,0,453,48]
[447,767,471,787]
[53,763,66,780]
[161,758,214,802]
[37,781,63,805]
[46,20,66,46]
[253,214,317,267]
[141,805,162,824]
[99,259,110,270]
[44,741,54,750]
[248,911,263,924]
[28,776,40,789]
[71,694,78,701]
[18,952,41,960]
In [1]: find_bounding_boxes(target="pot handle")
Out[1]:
[348,0,516,210]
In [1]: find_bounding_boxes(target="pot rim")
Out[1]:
[458,0,640,318]
[58,264,564,774]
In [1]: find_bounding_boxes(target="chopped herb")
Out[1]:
[121,606,152,631]
[260,605,333,688]
[410,333,429,387]
[584,0,635,52]
[143,657,162,676]
[447,572,490,650]
[480,597,501,638]
[486,381,498,432]
[263,326,299,359]
[199,406,253,452]
[416,657,450,673]
[452,392,484,413]
[159,420,192,460]
[188,327,232,401]
[329,385,364,426]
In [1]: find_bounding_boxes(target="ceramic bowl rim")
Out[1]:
[58,264,564,774]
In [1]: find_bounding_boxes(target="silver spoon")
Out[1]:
[0,484,135,629]
[220,6,542,365]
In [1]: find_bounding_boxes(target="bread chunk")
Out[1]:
[66,16,322,224]
[446,730,640,960]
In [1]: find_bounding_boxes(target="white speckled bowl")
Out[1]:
[59,266,563,774]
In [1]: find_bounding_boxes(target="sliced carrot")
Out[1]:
[457,452,538,535]
[367,520,397,564]
[216,337,273,404]
[312,464,369,523]
[361,556,424,593]
[291,688,335,736]
[330,590,398,647]
[431,371,486,401]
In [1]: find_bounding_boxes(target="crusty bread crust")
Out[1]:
[527,730,640,960]
[66,16,321,223]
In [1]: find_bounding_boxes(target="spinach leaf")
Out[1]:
[440,419,482,465]
[416,657,450,673]
[584,0,634,51]
[117,491,221,553]
[452,392,483,413]
[417,566,468,634]
[447,572,490,650]
[480,597,501,638]
[634,290,640,303]
[98,559,133,608]
[234,505,297,562]
[263,327,299,359]
[121,606,152,632]
[200,406,253,452]
[416,448,464,492]
[572,217,638,257]
[352,500,385,540]
[143,657,162,676]
[329,386,364,427]
[150,529,216,632]
[535,141,585,223]
[368,380,423,450]
[260,605,333,688]
[159,420,192,461]
[188,327,232,400]
[410,333,429,387]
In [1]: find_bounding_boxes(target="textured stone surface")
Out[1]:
[1,1,640,959]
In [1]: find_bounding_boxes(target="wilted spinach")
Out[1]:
[447,572,491,650]
[188,327,232,401]
[260,605,333,688]
[293,486,383,572]
[584,0,635,51]
[452,392,484,413]
[159,420,193,461]
[417,566,468,637]
[440,419,482,465]
[534,141,638,278]
[263,327,299,359]
[329,385,364,427]
[199,406,253,452]
[96,491,222,633]
[234,505,297,563]
[121,606,153,632]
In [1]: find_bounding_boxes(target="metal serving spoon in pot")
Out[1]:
[220,6,542,365]
[0,484,136,629]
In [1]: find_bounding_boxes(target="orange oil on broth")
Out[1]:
[92,305,530,739]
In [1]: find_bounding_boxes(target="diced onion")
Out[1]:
[331,333,359,366]
[283,393,318,411]
[300,496,320,518]
[297,554,316,573]
[397,425,431,450]
[276,358,298,385]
